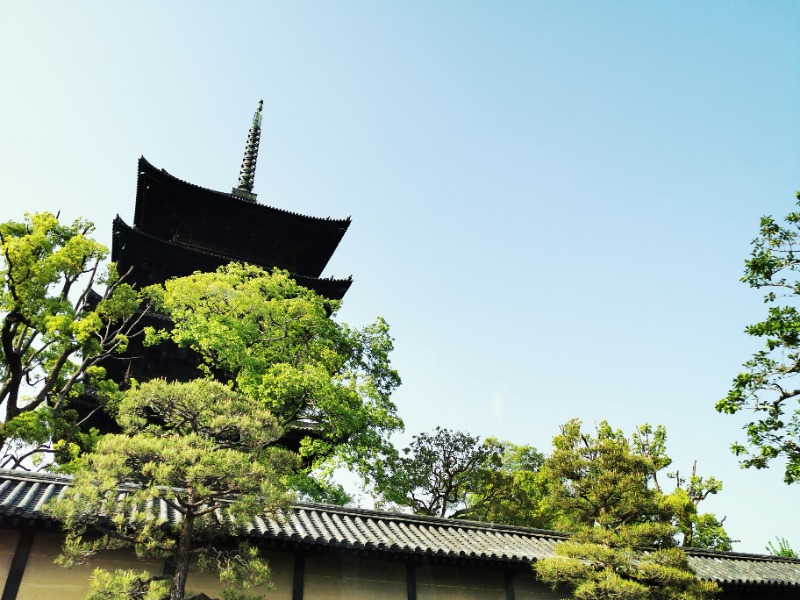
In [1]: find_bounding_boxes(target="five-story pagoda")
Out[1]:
[104,101,352,385]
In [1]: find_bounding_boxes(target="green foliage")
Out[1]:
[536,531,719,600]
[0,211,146,468]
[717,192,800,483]
[143,264,402,499]
[384,428,550,523]
[766,536,798,558]
[85,569,170,600]
[49,379,299,600]
[384,427,500,517]
[462,437,553,527]
[541,420,669,534]
[665,463,732,551]
[534,420,722,599]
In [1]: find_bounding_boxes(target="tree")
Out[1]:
[631,425,733,551]
[382,428,550,523]
[766,536,798,558]
[717,192,800,483]
[49,379,299,600]
[143,264,402,501]
[384,427,498,517]
[534,420,720,600]
[666,462,732,551]
[0,212,145,469]
[463,438,552,527]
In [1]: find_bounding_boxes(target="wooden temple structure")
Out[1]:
[112,100,352,298]
[96,101,352,389]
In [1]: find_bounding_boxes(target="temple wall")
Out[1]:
[416,563,506,600]
[303,554,407,600]
[0,529,18,592]
[15,531,163,600]
[184,550,294,600]
[513,570,569,599]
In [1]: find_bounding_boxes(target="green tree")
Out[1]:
[766,536,798,558]
[666,462,732,551]
[143,264,402,501]
[463,438,552,527]
[631,425,733,551]
[534,420,720,599]
[0,212,145,469]
[385,427,498,517]
[383,429,550,523]
[717,192,800,483]
[50,379,299,600]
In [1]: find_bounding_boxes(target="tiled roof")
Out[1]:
[1,468,799,587]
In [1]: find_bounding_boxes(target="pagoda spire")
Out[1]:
[232,99,263,202]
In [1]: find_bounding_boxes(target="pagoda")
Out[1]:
[98,101,352,387]
[111,100,352,299]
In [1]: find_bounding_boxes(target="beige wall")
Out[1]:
[185,550,294,600]
[304,554,407,600]
[15,531,163,600]
[4,530,293,600]
[0,527,565,600]
[513,570,567,599]
[416,563,507,600]
[0,529,20,592]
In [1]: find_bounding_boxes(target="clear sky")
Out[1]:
[1,1,798,553]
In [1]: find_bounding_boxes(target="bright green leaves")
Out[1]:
[534,420,722,599]
[536,534,718,600]
[144,263,402,501]
[718,191,800,483]
[766,536,798,558]
[83,569,171,600]
[0,211,148,469]
[542,419,667,534]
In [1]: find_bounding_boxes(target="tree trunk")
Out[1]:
[171,504,195,600]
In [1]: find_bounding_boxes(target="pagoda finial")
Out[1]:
[232,99,263,202]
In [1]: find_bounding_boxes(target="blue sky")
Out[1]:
[1,1,798,552]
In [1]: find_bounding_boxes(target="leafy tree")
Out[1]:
[383,428,549,523]
[766,536,798,558]
[717,192,800,483]
[50,379,299,600]
[463,438,552,527]
[0,212,145,469]
[143,264,402,501]
[534,420,720,599]
[385,427,498,517]
[666,462,732,551]
[631,425,733,551]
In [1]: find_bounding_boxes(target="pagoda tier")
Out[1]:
[112,217,352,300]
[110,156,353,299]
[132,157,350,278]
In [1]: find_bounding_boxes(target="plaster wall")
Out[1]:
[15,531,162,600]
[0,529,19,592]
[416,563,508,600]
[5,531,291,600]
[303,554,406,600]
[184,550,294,600]
[513,570,568,599]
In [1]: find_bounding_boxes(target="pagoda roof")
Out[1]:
[112,217,352,300]
[134,157,350,278]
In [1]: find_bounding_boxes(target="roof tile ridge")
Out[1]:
[292,500,568,538]
[685,546,800,563]
[139,156,352,225]
[0,467,72,485]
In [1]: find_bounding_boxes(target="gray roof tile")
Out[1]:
[0,468,798,587]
